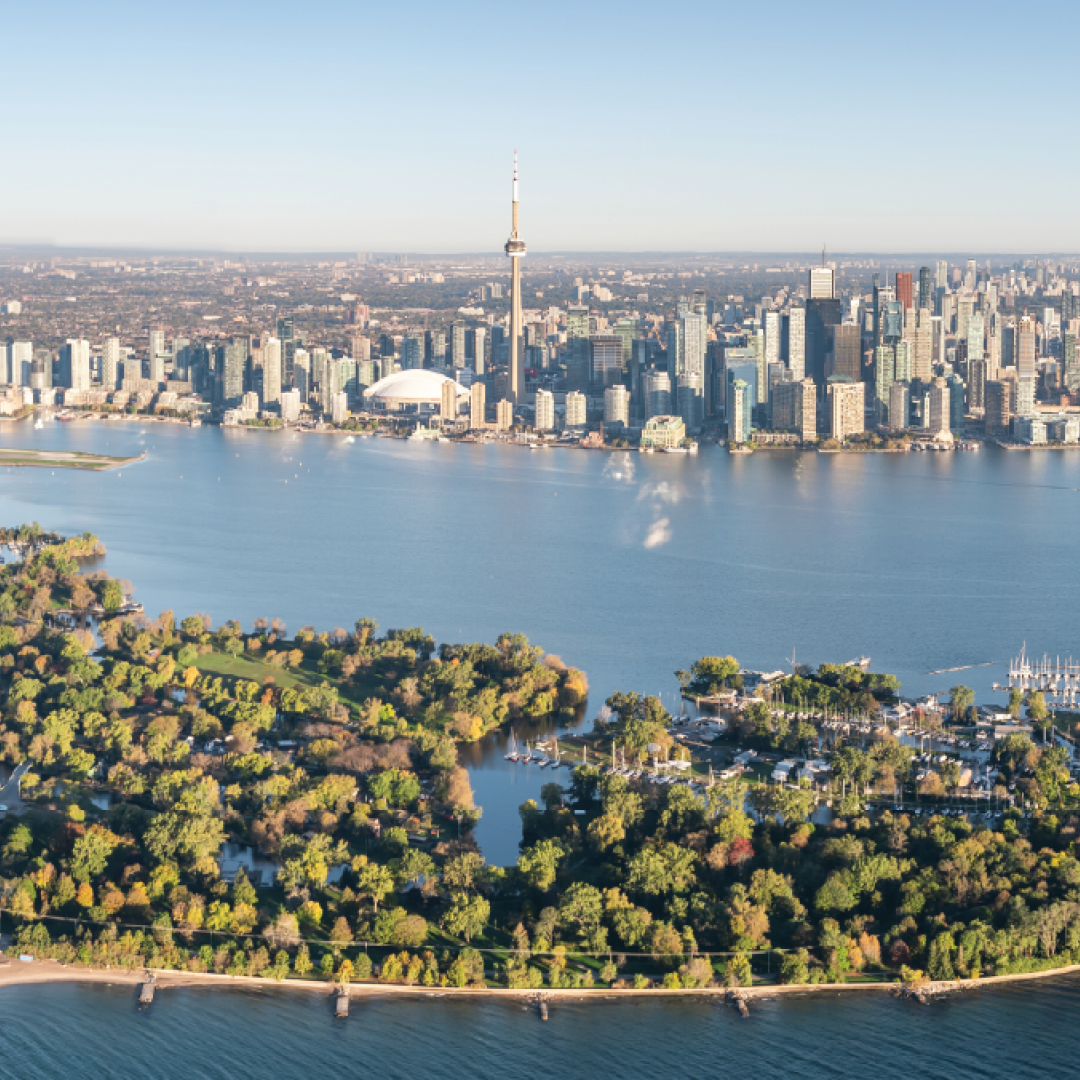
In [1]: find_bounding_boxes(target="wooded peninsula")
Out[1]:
[2,524,1079,996]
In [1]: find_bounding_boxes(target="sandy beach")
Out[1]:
[2,955,1078,1003]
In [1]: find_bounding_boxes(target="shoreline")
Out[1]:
[2,956,1078,1003]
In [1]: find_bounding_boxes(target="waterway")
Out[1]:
[2,419,1080,865]
[3,976,1080,1079]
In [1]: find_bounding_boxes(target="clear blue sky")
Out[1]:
[4,0,1077,254]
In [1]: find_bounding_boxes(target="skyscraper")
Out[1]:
[918,267,932,311]
[809,266,834,299]
[504,153,526,404]
[263,337,282,404]
[103,337,121,390]
[787,306,806,380]
[148,329,166,384]
[63,339,91,391]
[895,272,914,311]
[277,317,296,388]
[470,381,486,429]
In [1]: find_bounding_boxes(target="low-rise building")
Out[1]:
[641,414,685,449]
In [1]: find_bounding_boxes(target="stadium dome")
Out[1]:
[363,369,470,412]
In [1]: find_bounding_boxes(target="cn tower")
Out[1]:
[504,151,526,404]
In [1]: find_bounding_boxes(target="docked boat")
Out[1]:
[504,731,519,762]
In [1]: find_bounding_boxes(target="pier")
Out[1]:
[139,975,155,1005]
[335,990,349,1018]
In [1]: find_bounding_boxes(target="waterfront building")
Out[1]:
[222,339,246,407]
[827,380,864,441]
[1014,416,1047,445]
[280,388,301,423]
[677,372,704,433]
[565,390,587,428]
[727,379,752,443]
[873,345,895,420]
[644,370,671,419]
[765,311,781,372]
[1016,377,1035,417]
[441,378,460,424]
[277,317,296,387]
[504,155,526,403]
[641,414,686,449]
[1047,416,1080,443]
[534,388,554,431]
[771,377,816,441]
[1017,315,1036,381]
[364,369,467,415]
[725,358,758,419]
[496,398,513,432]
[984,381,1012,436]
[331,391,348,425]
[928,377,951,436]
[469,382,486,429]
[888,381,910,431]
[947,374,965,430]
[262,336,281,404]
[604,384,629,429]
[10,341,32,386]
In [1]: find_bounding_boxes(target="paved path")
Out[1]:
[0,762,30,814]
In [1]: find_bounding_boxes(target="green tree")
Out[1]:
[441,895,490,943]
[517,840,567,892]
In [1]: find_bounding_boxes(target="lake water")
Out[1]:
[3,419,1080,865]
[3,976,1080,1079]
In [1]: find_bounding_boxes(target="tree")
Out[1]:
[517,840,567,892]
[948,685,975,723]
[70,828,117,883]
[353,859,395,912]
[1007,688,1024,718]
[558,882,604,936]
[441,894,490,943]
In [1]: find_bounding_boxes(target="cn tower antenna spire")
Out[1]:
[504,150,527,405]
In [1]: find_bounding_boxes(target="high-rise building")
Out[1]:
[451,323,467,369]
[263,337,281,404]
[914,310,933,381]
[172,337,191,381]
[787,306,806,380]
[404,333,424,370]
[677,372,704,433]
[765,311,782,372]
[809,266,834,299]
[565,305,590,391]
[440,379,459,424]
[928,377,951,436]
[772,378,816,441]
[935,260,949,289]
[827,381,864,441]
[725,358,758,417]
[351,334,371,363]
[643,371,671,419]
[805,298,843,387]
[280,389,301,423]
[469,381,486,429]
[829,324,862,382]
[277,317,296,388]
[727,380,752,443]
[895,272,914,311]
[473,326,486,376]
[222,339,246,407]
[11,341,32,386]
[873,345,895,420]
[63,339,91,391]
[534,388,554,431]
[1017,314,1036,380]
[984,381,1012,436]
[604,384,629,428]
[888,382,910,432]
[918,267,932,311]
[948,374,965,430]
[590,335,623,388]
[331,391,348,425]
[496,398,514,432]
[504,154,526,404]
[565,390,587,427]
[148,329,166,384]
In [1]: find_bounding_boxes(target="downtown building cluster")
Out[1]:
[0,248,1078,447]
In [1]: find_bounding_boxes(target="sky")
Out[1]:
[4,0,1080,254]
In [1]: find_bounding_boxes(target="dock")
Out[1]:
[139,978,155,1005]
[335,990,349,1018]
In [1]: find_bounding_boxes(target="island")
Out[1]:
[0,447,144,471]
[1,526,1078,1006]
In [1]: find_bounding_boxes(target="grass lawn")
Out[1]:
[195,651,323,692]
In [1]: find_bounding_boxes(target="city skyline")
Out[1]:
[5,0,1080,252]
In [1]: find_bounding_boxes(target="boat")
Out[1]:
[845,656,872,670]
[189,418,202,428]
[536,757,549,768]
[504,731,519,762]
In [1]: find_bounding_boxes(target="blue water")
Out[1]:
[3,977,1080,1078]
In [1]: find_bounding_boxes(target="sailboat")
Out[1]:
[504,731,519,762]
[549,737,561,769]
[520,740,533,764]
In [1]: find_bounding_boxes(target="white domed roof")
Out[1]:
[365,369,469,403]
